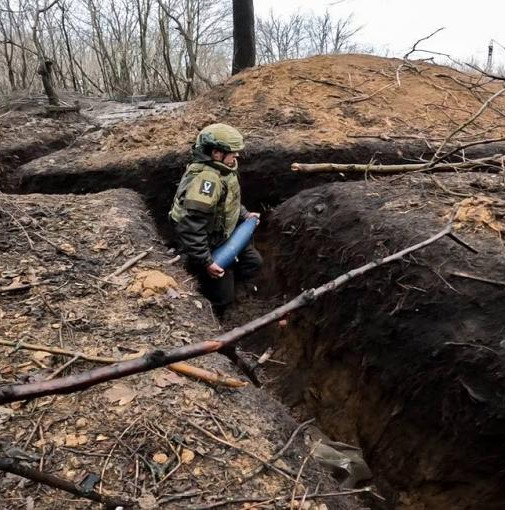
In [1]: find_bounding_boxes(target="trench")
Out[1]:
[5,138,505,510]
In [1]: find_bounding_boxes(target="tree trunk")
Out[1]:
[37,60,59,105]
[60,4,79,92]
[0,15,16,90]
[232,0,255,75]
[158,8,182,101]
[33,1,60,106]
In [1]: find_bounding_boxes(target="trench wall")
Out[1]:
[263,180,505,510]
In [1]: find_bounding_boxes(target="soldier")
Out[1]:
[170,123,262,315]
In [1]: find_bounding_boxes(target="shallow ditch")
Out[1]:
[5,139,505,510]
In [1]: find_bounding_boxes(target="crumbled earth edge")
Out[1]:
[0,190,357,510]
[259,172,505,510]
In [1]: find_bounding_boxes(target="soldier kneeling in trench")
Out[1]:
[169,123,262,318]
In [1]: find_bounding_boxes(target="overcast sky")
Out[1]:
[254,0,505,67]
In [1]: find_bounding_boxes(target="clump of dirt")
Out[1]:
[0,190,356,509]
[128,269,179,298]
[259,172,505,510]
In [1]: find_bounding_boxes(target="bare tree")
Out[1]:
[305,10,361,56]
[256,10,305,64]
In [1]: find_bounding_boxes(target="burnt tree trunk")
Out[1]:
[232,0,255,75]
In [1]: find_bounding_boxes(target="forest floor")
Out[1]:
[0,190,355,510]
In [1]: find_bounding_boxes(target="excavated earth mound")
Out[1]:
[0,190,355,509]
[102,53,505,154]
[261,172,505,510]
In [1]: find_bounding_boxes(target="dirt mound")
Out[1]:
[262,172,505,510]
[0,190,353,509]
[103,54,505,157]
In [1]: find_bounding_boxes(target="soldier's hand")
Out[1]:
[206,262,225,279]
[247,212,261,223]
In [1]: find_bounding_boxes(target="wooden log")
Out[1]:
[291,156,502,174]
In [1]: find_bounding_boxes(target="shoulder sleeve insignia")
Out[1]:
[199,179,216,196]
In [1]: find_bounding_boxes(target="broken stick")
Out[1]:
[103,246,153,282]
[0,210,470,404]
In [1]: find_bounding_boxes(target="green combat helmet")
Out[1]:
[196,123,245,153]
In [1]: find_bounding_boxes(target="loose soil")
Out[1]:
[0,190,353,509]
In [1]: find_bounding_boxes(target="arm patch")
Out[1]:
[185,171,221,211]
[199,179,216,196]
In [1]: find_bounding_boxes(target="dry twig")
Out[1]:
[403,27,446,60]
[449,270,505,287]
[431,87,505,163]
[240,418,315,482]
[103,247,153,282]
[186,419,295,481]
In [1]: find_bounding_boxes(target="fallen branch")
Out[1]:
[430,136,505,166]
[431,87,505,162]
[404,27,446,60]
[291,155,502,174]
[0,280,50,294]
[0,457,131,509]
[0,340,246,389]
[466,62,505,82]
[0,213,468,404]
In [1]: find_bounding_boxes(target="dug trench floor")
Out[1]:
[4,130,505,510]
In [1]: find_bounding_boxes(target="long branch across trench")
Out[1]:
[0,213,463,404]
